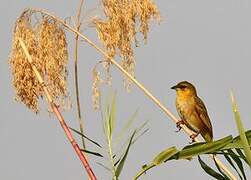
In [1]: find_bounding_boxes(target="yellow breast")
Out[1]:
[176,95,201,132]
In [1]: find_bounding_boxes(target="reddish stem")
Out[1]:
[51,103,97,180]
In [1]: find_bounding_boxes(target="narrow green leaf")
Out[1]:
[109,93,116,139]
[105,104,111,140]
[115,121,149,157]
[222,130,251,150]
[115,131,136,178]
[178,136,233,160]
[132,128,149,145]
[135,120,149,135]
[69,127,102,148]
[198,156,225,180]
[233,130,251,143]
[81,149,103,157]
[230,92,251,168]
[96,162,111,172]
[114,157,121,167]
[228,149,247,180]
[134,163,155,180]
[236,149,248,164]
[131,120,149,145]
[222,151,244,180]
[115,109,139,143]
[153,146,178,165]
[215,151,243,161]
[104,93,117,140]
[212,156,230,180]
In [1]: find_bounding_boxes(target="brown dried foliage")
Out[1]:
[9,13,69,112]
[94,0,160,91]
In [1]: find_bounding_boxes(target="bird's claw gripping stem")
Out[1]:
[189,133,199,144]
[175,120,185,132]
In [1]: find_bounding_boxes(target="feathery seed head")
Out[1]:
[94,0,160,90]
[37,18,69,102]
[9,14,43,112]
[9,12,69,113]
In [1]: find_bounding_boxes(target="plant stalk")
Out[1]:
[26,8,237,180]
[74,0,86,149]
[18,38,97,180]
[108,138,117,180]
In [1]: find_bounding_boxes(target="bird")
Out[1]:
[171,81,213,142]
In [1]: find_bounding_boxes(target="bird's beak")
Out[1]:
[171,85,178,90]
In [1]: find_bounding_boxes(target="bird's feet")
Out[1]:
[189,133,199,144]
[175,120,185,132]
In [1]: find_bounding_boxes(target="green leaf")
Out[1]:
[132,128,149,145]
[134,163,155,180]
[104,104,111,139]
[114,157,121,167]
[69,127,102,148]
[131,120,149,145]
[223,130,251,150]
[104,93,117,140]
[153,146,178,165]
[115,131,136,178]
[222,151,244,180]
[115,109,139,143]
[230,92,251,168]
[236,148,248,164]
[134,136,232,179]
[109,93,116,139]
[81,149,103,157]
[178,136,233,159]
[96,162,111,172]
[233,130,251,144]
[115,121,149,158]
[227,149,246,180]
[212,156,230,180]
[198,156,226,180]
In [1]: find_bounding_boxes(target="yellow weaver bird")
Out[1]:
[171,81,213,142]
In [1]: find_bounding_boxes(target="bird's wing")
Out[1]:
[194,97,213,136]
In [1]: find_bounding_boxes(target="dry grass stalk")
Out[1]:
[9,12,69,112]
[94,0,160,91]
[74,0,86,148]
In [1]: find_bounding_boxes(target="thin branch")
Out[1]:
[18,38,97,180]
[74,0,86,149]
[26,8,237,180]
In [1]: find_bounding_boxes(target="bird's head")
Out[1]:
[171,81,197,97]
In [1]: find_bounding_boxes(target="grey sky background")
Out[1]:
[1,0,251,179]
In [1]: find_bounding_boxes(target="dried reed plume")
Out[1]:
[92,68,101,110]
[9,12,69,112]
[9,13,43,112]
[37,18,69,102]
[94,0,160,93]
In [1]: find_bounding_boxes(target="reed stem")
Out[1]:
[74,0,86,149]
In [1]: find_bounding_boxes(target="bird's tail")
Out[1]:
[202,131,213,142]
